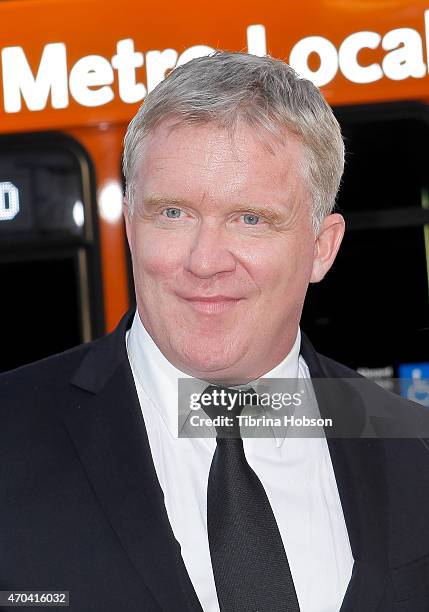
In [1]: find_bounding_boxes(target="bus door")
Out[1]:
[0,133,104,373]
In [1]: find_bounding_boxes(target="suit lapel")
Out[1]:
[62,311,202,612]
[60,313,391,611]
[300,332,389,611]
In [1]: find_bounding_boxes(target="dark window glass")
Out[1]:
[0,256,81,371]
[302,226,429,372]
[301,106,429,375]
[337,117,428,213]
[0,146,85,241]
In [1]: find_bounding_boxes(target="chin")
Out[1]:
[175,342,242,379]
[181,354,235,377]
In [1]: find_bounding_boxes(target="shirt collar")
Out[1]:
[126,310,304,447]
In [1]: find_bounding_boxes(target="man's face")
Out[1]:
[125,119,342,383]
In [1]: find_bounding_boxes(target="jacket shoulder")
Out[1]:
[0,337,99,399]
[0,309,132,415]
[315,351,364,379]
[314,349,411,404]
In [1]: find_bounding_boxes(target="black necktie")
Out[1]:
[202,384,301,612]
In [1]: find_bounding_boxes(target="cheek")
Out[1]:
[131,227,186,280]
[251,241,313,298]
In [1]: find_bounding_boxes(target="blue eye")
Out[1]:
[243,213,259,225]
[163,208,182,218]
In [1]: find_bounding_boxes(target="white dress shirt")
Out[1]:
[126,311,354,612]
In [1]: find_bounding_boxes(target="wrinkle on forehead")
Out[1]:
[141,115,305,164]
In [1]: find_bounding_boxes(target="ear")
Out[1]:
[310,213,345,283]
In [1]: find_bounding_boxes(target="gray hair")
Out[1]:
[122,51,344,233]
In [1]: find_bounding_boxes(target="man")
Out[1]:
[1,52,429,612]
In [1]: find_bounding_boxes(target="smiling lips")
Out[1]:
[179,295,243,314]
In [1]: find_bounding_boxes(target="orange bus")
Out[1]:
[1,0,428,386]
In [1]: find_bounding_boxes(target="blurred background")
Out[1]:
[0,0,428,402]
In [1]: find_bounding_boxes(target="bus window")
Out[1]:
[301,103,429,376]
[0,133,103,373]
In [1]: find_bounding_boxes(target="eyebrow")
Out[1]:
[141,195,190,208]
[141,195,286,224]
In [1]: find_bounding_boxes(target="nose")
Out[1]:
[184,219,237,279]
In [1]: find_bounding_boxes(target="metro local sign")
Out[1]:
[2,10,429,113]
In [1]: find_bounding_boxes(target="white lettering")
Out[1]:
[0,182,19,220]
[111,38,146,103]
[176,45,214,67]
[247,24,267,56]
[289,36,338,86]
[2,43,68,112]
[145,49,178,92]
[69,55,114,107]
[339,31,382,84]
[283,415,333,427]
[382,28,426,80]
[3,16,429,115]
[425,10,429,73]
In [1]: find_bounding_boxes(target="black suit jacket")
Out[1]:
[1,310,429,611]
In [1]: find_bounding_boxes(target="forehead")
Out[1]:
[135,119,307,206]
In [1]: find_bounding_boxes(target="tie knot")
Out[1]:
[200,385,258,438]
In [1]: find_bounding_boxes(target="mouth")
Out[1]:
[179,295,243,314]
